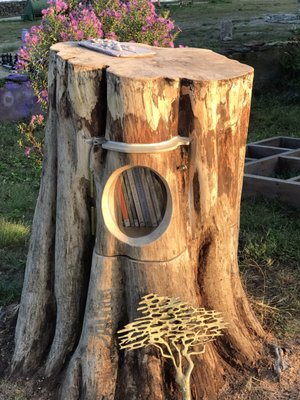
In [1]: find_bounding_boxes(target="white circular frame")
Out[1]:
[101,166,172,246]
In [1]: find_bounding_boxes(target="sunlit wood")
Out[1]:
[118,294,227,400]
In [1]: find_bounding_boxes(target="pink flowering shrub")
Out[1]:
[18,0,104,109]
[18,114,45,165]
[18,0,178,109]
[94,0,176,46]
[17,0,178,163]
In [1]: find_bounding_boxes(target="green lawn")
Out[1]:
[249,92,300,142]
[0,20,38,53]
[240,197,300,338]
[0,123,40,305]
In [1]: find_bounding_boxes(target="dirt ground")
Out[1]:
[1,304,300,400]
[0,304,56,400]
[219,341,300,400]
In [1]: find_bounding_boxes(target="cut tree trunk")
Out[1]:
[12,42,266,399]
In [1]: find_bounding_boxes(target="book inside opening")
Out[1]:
[114,167,167,238]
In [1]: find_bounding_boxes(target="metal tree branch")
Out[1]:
[118,294,227,399]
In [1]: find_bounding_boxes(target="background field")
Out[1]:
[169,0,299,49]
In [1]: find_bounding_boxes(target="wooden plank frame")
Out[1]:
[243,136,300,208]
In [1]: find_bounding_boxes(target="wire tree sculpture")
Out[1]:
[118,293,227,400]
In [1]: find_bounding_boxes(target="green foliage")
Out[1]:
[280,49,300,73]
[278,46,300,98]
[93,0,177,45]
[18,115,45,166]
[249,92,300,142]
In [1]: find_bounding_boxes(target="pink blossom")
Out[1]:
[18,47,29,60]
[40,89,48,102]
[75,30,84,40]
[24,147,31,156]
[54,0,68,12]
[29,34,39,46]
[107,31,117,40]
[165,20,174,30]
[42,7,54,16]
[60,32,69,41]
[57,14,66,22]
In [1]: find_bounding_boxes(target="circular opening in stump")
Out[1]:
[102,166,172,246]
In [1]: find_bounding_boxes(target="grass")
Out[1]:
[240,199,300,338]
[0,20,38,53]
[249,92,300,142]
[0,122,40,306]
[0,219,29,247]
[0,123,40,221]
[240,199,300,266]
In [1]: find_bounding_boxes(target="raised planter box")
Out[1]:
[243,136,300,208]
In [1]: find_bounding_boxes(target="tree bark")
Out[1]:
[12,43,266,399]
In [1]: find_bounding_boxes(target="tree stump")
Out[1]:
[12,42,266,399]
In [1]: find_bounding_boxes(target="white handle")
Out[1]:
[102,136,191,154]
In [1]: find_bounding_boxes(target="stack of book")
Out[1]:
[115,167,166,230]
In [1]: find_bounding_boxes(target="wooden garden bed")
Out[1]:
[243,136,300,207]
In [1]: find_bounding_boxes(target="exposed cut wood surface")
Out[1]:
[52,41,253,81]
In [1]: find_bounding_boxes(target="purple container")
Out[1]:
[0,78,42,122]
